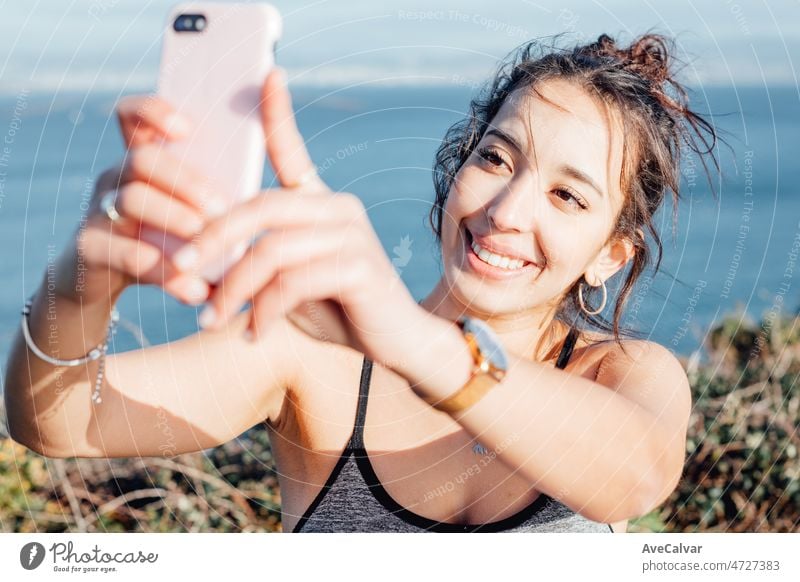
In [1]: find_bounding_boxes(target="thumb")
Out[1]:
[259,66,324,191]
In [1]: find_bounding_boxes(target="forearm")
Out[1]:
[3,267,123,456]
[398,311,662,523]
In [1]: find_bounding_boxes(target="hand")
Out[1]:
[191,67,423,366]
[56,94,226,308]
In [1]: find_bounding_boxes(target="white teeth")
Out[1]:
[470,239,528,270]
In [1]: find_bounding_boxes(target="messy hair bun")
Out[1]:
[587,33,672,86]
[428,33,720,359]
[582,33,717,159]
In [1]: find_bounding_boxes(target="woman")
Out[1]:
[4,33,716,533]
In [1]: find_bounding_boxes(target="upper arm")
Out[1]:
[80,308,303,458]
[594,340,692,509]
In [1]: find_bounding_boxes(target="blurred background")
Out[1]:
[0,0,798,532]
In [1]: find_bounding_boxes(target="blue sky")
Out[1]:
[1,0,798,94]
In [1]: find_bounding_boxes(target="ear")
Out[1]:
[584,231,638,286]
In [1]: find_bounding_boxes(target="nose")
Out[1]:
[485,173,540,233]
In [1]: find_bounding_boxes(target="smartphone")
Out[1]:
[150,2,282,284]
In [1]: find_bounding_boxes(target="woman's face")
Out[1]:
[440,78,633,318]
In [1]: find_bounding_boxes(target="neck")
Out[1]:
[418,277,571,362]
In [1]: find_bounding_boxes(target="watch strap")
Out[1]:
[422,318,507,414]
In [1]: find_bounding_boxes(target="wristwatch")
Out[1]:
[422,316,509,414]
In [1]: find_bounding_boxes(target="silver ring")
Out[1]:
[284,167,319,189]
[100,190,123,223]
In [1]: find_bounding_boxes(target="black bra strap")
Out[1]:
[348,355,373,450]
[555,327,579,370]
[293,355,373,532]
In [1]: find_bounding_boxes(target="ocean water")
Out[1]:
[0,83,798,371]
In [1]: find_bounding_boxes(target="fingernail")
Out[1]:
[174,246,199,270]
[199,305,217,328]
[187,279,208,304]
[166,113,191,135]
[243,329,254,342]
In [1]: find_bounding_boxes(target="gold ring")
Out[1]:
[100,190,123,223]
[284,167,319,189]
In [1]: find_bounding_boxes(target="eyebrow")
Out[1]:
[483,128,606,199]
[558,164,606,199]
[484,128,527,156]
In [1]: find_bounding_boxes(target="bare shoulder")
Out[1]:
[574,330,683,377]
[593,337,687,384]
[586,335,692,428]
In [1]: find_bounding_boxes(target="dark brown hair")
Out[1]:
[428,33,720,359]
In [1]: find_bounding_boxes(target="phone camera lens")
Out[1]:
[173,13,205,33]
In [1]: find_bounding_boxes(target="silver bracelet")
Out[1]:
[21,295,119,404]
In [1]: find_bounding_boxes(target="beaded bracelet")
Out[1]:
[21,295,119,404]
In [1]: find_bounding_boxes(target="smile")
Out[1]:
[463,227,540,280]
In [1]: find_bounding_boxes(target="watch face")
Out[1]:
[462,317,508,371]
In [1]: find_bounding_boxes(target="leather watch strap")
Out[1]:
[422,319,507,414]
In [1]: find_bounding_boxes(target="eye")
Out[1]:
[552,186,589,210]
[476,146,509,170]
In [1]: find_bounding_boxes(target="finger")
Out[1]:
[260,67,328,192]
[120,144,228,217]
[115,181,205,239]
[185,190,363,268]
[117,94,191,149]
[79,219,209,305]
[247,252,370,342]
[200,224,359,329]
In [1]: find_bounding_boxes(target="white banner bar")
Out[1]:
[1,533,798,581]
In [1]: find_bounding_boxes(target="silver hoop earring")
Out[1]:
[578,278,607,316]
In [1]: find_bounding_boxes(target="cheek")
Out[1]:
[449,164,496,209]
[440,180,476,241]
[538,220,603,271]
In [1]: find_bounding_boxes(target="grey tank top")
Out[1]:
[293,326,614,533]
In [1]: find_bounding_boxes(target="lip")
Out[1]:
[463,226,540,280]
[469,230,536,265]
